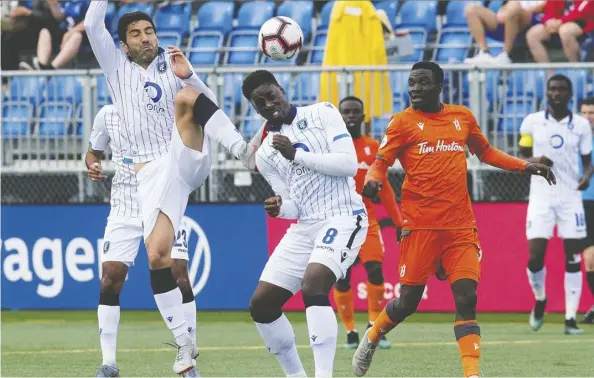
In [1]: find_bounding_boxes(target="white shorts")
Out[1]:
[136,128,211,240]
[102,216,190,267]
[526,197,587,240]
[260,213,369,294]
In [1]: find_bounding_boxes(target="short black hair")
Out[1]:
[411,61,444,86]
[339,96,364,109]
[579,97,594,108]
[547,74,573,92]
[118,11,156,43]
[242,70,279,100]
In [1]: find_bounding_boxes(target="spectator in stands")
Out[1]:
[19,0,91,70]
[464,0,546,64]
[526,0,594,62]
[1,0,62,71]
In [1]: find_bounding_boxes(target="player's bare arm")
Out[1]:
[85,148,105,182]
[519,146,554,167]
[578,154,594,190]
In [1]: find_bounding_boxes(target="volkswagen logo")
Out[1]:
[182,216,211,296]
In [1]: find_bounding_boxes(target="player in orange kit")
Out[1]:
[334,96,404,350]
[351,62,556,378]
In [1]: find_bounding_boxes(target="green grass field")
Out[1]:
[2,311,593,377]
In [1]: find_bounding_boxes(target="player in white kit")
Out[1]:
[519,74,593,335]
[86,105,198,377]
[84,2,252,374]
[190,70,368,377]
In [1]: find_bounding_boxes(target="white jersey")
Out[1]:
[84,0,215,164]
[255,102,365,221]
[520,110,592,199]
[89,105,140,218]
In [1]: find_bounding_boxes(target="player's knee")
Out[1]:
[584,248,594,271]
[334,278,351,292]
[99,272,122,306]
[364,261,384,285]
[527,254,545,272]
[464,3,478,17]
[249,294,282,324]
[453,288,478,314]
[175,86,199,111]
[565,252,582,273]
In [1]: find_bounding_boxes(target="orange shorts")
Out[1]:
[358,220,384,263]
[398,228,482,285]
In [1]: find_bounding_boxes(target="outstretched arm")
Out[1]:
[84,0,121,73]
[378,178,403,227]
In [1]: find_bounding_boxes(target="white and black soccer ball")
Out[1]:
[258,16,303,61]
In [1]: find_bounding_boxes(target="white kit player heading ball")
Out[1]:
[191,70,369,377]
[86,105,198,377]
[519,74,594,335]
[85,2,255,375]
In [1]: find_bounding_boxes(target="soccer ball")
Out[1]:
[258,16,303,61]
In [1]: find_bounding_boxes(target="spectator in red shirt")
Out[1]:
[527,0,594,62]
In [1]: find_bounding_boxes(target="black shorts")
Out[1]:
[584,200,594,248]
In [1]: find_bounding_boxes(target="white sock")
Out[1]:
[565,271,582,320]
[154,288,190,345]
[98,305,120,367]
[527,267,547,301]
[182,300,197,346]
[306,306,338,378]
[255,314,306,377]
[204,110,253,164]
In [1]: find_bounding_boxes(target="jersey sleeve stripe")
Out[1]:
[333,133,350,141]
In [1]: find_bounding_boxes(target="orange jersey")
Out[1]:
[353,135,403,226]
[368,104,525,230]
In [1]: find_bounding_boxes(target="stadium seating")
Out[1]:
[291,72,320,105]
[37,102,74,136]
[397,0,438,31]
[488,0,504,12]
[444,1,472,27]
[187,32,224,66]
[9,77,46,107]
[497,98,536,132]
[318,1,335,31]
[308,31,327,64]
[2,101,33,136]
[373,0,399,29]
[277,1,314,41]
[111,2,155,36]
[97,76,111,107]
[241,106,265,138]
[46,77,83,106]
[154,2,191,38]
[225,1,275,65]
[195,1,235,35]
[236,1,276,30]
[433,29,472,63]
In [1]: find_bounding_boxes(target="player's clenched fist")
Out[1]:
[264,195,282,217]
[362,180,382,199]
[87,162,105,182]
[525,163,556,185]
[271,135,296,161]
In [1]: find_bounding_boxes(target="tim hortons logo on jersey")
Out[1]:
[418,140,464,154]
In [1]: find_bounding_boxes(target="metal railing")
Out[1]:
[2,63,594,203]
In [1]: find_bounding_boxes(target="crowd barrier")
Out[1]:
[2,204,592,312]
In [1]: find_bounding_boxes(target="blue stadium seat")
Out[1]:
[242,106,265,138]
[262,54,298,65]
[236,1,275,29]
[9,77,46,106]
[488,0,504,12]
[485,70,501,105]
[2,101,33,136]
[112,2,154,36]
[397,30,428,62]
[154,2,191,37]
[223,74,244,107]
[397,0,438,30]
[188,32,224,66]
[393,96,408,112]
[277,1,314,40]
[196,1,235,35]
[157,32,182,48]
[371,117,391,139]
[291,73,320,105]
[443,72,470,105]
[37,102,74,136]
[318,1,335,31]
[374,0,399,29]
[444,1,474,27]
[391,71,410,105]
[505,70,545,100]
[433,29,472,63]
[497,99,536,132]
[105,1,116,31]
[46,76,83,106]
[97,76,112,107]
[75,104,83,136]
[225,31,260,65]
[308,31,327,64]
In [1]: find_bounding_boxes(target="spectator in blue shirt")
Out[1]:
[579,97,594,324]
[19,0,91,70]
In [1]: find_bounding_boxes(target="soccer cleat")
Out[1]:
[192,344,199,360]
[182,367,200,377]
[580,306,594,324]
[352,328,379,377]
[564,318,585,335]
[367,323,391,349]
[344,330,360,349]
[95,365,119,377]
[529,298,546,331]
[165,341,195,375]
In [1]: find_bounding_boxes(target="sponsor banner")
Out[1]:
[267,203,593,313]
[1,205,268,310]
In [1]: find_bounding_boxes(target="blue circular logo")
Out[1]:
[550,134,564,149]
[144,81,162,103]
[292,142,310,152]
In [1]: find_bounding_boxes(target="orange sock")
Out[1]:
[367,308,398,344]
[366,281,385,324]
[454,320,481,377]
[333,288,356,332]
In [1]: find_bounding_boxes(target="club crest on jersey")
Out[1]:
[297,119,308,130]
[550,134,564,149]
[452,119,461,131]
[324,102,334,109]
